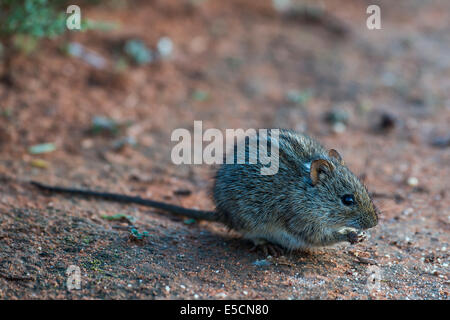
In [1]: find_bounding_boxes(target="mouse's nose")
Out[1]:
[359,209,378,229]
[365,210,378,228]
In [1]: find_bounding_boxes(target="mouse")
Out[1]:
[31,129,379,255]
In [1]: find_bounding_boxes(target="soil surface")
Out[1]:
[0,0,449,299]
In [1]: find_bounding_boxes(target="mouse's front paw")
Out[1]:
[348,230,367,244]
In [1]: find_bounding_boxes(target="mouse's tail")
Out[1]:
[31,181,224,223]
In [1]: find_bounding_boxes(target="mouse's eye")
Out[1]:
[341,194,355,206]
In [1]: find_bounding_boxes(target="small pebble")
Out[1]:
[324,108,349,125]
[374,112,397,132]
[112,136,137,150]
[81,139,94,149]
[430,134,450,148]
[332,122,346,134]
[402,208,414,216]
[272,0,291,12]
[253,259,271,267]
[157,37,173,58]
[67,42,107,69]
[407,177,419,187]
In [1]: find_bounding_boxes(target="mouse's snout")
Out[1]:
[360,207,378,229]
[367,214,378,229]
[349,204,378,230]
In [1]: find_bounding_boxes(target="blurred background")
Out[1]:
[0,0,448,299]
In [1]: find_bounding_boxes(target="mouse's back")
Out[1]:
[213,129,378,250]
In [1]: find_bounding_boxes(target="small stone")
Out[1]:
[324,108,350,125]
[407,177,419,187]
[272,0,291,12]
[332,122,346,134]
[81,139,94,149]
[402,208,413,216]
[373,112,397,133]
[253,259,271,267]
[67,42,107,69]
[112,136,137,150]
[430,134,450,148]
[285,89,313,105]
[157,37,173,58]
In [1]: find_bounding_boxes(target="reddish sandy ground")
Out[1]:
[0,0,448,299]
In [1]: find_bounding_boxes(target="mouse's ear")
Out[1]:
[328,149,344,165]
[310,159,335,186]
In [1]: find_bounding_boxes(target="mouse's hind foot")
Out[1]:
[249,240,285,257]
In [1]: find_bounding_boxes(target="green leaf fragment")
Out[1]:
[192,90,209,101]
[183,218,196,225]
[91,116,119,135]
[28,143,56,154]
[130,228,149,240]
[124,39,153,65]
